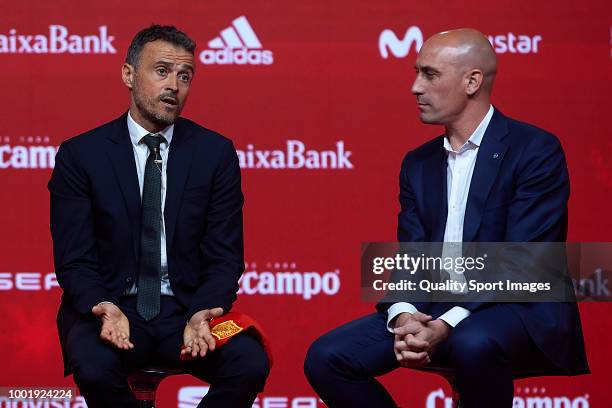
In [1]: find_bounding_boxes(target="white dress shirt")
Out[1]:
[124,111,175,296]
[387,105,495,331]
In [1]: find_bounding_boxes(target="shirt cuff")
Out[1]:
[386,302,418,333]
[437,306,471,327]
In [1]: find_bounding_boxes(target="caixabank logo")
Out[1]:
[199,16,273,65]
[0,25,116,54]
[236,140,354,170]
[379,25,542,58]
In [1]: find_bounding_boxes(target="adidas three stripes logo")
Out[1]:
[200,16,274,65]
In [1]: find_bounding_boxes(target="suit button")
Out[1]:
[126,277,134,283]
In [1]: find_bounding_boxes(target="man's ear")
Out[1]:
[122,63,135,89]
[465,69,483,96]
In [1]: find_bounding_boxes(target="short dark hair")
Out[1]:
[126,25,196,68]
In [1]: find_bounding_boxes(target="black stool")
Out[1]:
[128,367,186,408]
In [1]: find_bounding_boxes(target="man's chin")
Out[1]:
[160,114,179,125]
[149,110,179,127]
[419,113,441,125]
[419,115,435,124]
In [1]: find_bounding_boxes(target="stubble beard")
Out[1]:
[131,77,181,127]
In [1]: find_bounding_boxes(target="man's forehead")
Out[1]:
[415,47,440,66]
[417,43,459,66]
[142,41,194,62]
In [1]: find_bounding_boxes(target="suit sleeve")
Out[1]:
[505,132,569,242]
[377,152,431,315]
[188,140,244,318]
[49,141,112,315]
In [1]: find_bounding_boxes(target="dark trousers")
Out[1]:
[65,295,269,408]
[304,304,554,408]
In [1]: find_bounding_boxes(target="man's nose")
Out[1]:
[411,76,423,95]
[166,73,179,92]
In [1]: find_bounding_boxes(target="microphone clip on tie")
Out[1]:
[153,147,162,170]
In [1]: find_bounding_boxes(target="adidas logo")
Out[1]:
[199,16,273,65]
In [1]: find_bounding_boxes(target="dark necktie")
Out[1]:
[137,133,166,321]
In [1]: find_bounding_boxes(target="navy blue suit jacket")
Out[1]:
[377,109,589,375]
[49,112,244,373]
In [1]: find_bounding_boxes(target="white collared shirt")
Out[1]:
[124,111,175,296]
[387,105,495,330]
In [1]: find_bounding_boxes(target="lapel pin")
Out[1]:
[492,153,499,159]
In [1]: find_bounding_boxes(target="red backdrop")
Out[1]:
[1,1,611,407]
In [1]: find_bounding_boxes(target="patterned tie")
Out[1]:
[137,133,166,321]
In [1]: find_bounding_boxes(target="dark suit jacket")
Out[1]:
[49,112,244,374]
[377,109,589,375]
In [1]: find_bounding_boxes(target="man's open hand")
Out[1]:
[182,307,224,359]
[92,303,134,350]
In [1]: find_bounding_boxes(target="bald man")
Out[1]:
[304,29,588,407]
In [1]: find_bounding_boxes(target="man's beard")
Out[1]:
[133,88,180,127]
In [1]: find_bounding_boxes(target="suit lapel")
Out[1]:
[422,137,448,242]
[164,118,195,255]
[106,112,142,262]
[463,109,510,242]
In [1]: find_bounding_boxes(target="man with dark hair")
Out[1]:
[125,25,196,69]
[304,28,588,407]
[49,25,269,407]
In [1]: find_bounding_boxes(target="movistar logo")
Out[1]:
[379,26,423,58]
